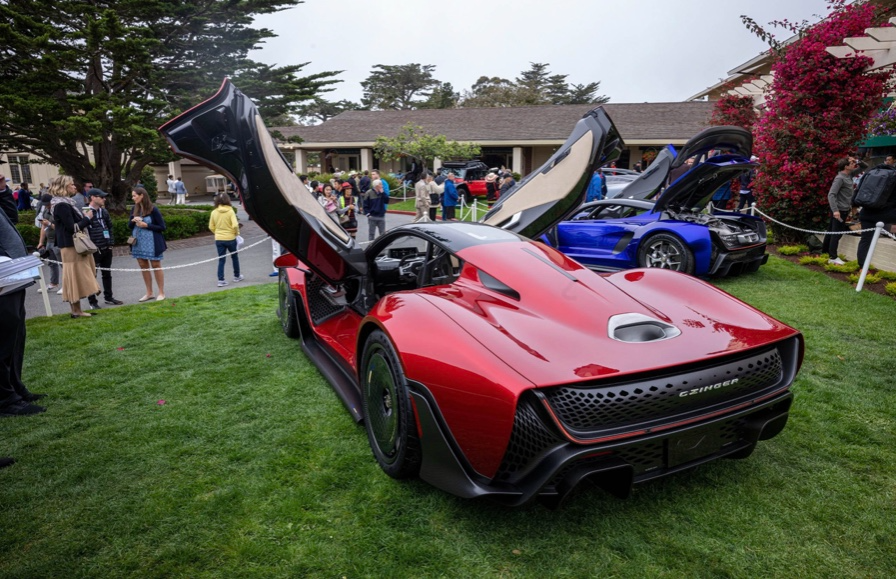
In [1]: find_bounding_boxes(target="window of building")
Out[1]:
[7,155,32,184]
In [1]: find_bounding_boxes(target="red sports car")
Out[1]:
[160,80,803,507]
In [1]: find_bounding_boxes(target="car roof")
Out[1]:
[379,221,525,253]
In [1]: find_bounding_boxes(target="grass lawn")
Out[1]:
[1,255,894,578]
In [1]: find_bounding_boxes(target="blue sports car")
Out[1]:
[546,126,768,277]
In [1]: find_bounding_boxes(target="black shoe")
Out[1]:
[105,298,124,305]
[0,400,46,417]
[88,303,101,310]
[0,457,14,469]
[22,392,46,402]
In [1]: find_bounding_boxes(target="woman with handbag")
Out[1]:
[49,175,100,318]
[129,187,167,302]
[208,193,242,287]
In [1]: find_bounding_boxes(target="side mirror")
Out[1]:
[273,252,298,268]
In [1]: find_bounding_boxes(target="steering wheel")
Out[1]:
[398,254,424,282]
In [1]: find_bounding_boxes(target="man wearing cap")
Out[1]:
[85,188,123,308]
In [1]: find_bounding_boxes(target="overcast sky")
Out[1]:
[250,0,833,106]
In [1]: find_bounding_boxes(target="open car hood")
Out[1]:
[612,125,753,203]
[481,107,623,239]
[653,156,756,213]
[158,79,366,287]
[670,125,753,169]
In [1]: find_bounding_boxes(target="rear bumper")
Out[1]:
[409,383,792,507]
[709,244,768,276]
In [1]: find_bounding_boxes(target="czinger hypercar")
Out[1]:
[160,80,802,507]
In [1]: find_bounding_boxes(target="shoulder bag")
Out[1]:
[73,224,98,255]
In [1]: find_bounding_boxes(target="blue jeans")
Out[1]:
[216,239,240,280]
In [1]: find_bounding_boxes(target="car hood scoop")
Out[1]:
[607,313,681,343]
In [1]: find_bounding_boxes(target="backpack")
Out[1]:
[853,164,896,209]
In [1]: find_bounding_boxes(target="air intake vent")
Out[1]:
[608,313,680,343]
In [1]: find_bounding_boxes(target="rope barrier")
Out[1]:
[750,206,880,235]
[37,235,272,272]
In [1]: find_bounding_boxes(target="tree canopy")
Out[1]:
[460,63,608,107]
[352,62,607,111]
[0,0,339,209]
[295,98,361,125]
[360,64,438,110]
[373,124,481,172]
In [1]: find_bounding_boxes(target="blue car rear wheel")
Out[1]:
[638,233,694,274]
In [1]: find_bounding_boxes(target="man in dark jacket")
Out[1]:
[363,179,388,241]
[85,188,123,309]
[0,175,45,418]
[856,160,896,265]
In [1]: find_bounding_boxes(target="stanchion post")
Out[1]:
[750,202,756,217]
[32,251,53,317]
[856,222,884,292]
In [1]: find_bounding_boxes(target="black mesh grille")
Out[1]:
[542,348,783,435]
[305,275,345,325]
[494,401,562,482]
[616,441,665,473]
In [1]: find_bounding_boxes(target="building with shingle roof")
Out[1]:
[272,101,714,175]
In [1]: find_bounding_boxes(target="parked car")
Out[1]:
[160,80,803,507]
[548,127,769,277]
[601,167,641,199]
[437,160,492,203]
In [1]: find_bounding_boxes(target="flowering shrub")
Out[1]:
[711,93,758,130]
[868,107,896,137]
[749,0,894,242]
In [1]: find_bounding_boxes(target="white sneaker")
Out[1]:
[828,257,845,265]
[56,287,64,294]
[217,280,228,287]
[233,275,244,283]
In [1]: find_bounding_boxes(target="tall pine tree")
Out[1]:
[0,0,339,209]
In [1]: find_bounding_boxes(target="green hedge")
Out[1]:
[14,206,213,249]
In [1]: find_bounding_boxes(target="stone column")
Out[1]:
[512,147,523,174]
[361,148,374,172]
[295,149,308,174]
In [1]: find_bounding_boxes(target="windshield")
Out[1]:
[438,167,467,179]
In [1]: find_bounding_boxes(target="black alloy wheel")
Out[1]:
[278,269,300,338]
[360,330,421,479]
[637,233,695,274]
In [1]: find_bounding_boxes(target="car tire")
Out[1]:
[638,233,694,274]
[360,330,421,479]
[458,186,472,204]
[277,269,300,338]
